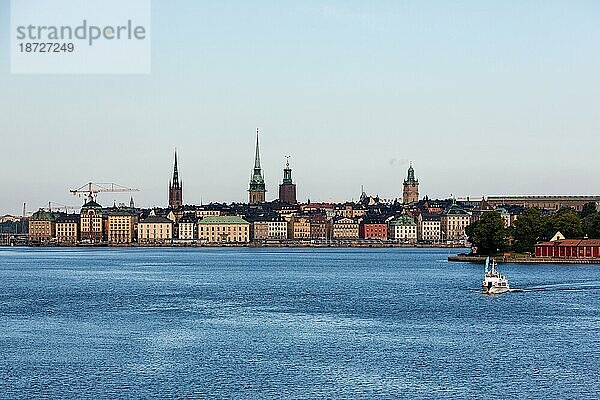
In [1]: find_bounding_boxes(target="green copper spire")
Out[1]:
[249,129,265,191]
[404,161,418,184]
[253,129,262,170]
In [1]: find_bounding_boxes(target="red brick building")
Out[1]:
[535,239,600,259]
[360,221,388,239]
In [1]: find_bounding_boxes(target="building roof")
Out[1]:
[56,214,80,223]
[30,209,59,221]
[390,215,416,226]
[81,201,102,209]
[140,215,173,224]
[198,216,249,225]
[178,214,197,224]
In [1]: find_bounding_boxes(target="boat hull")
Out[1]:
[482,286,510,295]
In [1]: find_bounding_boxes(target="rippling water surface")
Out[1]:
[0,248,599,399]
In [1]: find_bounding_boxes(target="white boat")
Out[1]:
[482,257,510,294]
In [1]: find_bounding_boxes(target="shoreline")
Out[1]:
[448,254,600,265]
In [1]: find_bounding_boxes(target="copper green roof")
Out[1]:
[198,216,249,225]
[30,209,59,221]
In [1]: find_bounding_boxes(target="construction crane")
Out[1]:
[43,201,80,214]
[70,182,139,203]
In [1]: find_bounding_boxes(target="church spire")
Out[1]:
[249,129,266,204]
[254,129,261,170]
[172,149,180,188]
[169,149,183,208]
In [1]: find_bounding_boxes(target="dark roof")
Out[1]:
[140,215,173,224]
[82,201,102,209]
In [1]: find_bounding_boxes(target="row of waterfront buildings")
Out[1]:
[19,132,600,246]
[27,193,599,247]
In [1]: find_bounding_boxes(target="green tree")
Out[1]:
[466,211,507,255]
[580,202,598,218]
[511,207,546,253]
[550,208,583,238]
[583,213,600,239]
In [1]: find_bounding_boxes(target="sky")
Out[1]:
[0,0,599,214]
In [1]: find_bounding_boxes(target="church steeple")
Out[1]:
[402,161,419,204]
[172,149,180,188]
[168,149,183,208]
[249,129,266,204]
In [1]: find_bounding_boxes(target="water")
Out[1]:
[0,248,598,399]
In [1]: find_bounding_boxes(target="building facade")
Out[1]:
[535,239,600,259]
[441,201,471,242]
[360,221,388,240]
[289,216,311,240]
[177,215,197,240]
[108,211,137,244]
[487,196,600,212]
[418,214,442,242]
[198,216,250,243]
[55,214,79,244]
[29,209,58,243]
[390,215,417,243]
[309,214,332,240]
[80,200,104,243]
[138,213,174,244]
[332,217,360,239]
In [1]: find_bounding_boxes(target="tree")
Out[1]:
[583,213,600,239]
[580,202,598,218]
[511,207,546,253]
[466,211,507,255]
[550,208,583,238]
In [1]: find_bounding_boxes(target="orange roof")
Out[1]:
[579,239,600,246]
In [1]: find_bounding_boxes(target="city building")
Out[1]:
[29,209,58,243]
[278,157,297,204]
[251,220,270,240]
[248,131,266,204]
[360,219,388,240]
[107,211,137,244]
[332,217,360,239]
[197,216,250,243]
[402,163,419,204]
[486,196,600,212]
[333,203,367,219]
[138,212,174,244]
[535,239,600,259]
[441,200,471,242]
[168,150,183,209]
[417,214,442,242]
[55,214,79,244]
[178,214,197,240]
[390,215,417,243]
[289,215,311,240]
[252,216,288,240]
[309,213,332,240]
[80,200,104,243]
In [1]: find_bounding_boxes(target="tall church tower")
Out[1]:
[402,162,419,204]
[278,156,297,204]
[248,130,266,204]
[168,150,183,208]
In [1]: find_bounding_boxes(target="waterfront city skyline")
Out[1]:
[1,1,599,214]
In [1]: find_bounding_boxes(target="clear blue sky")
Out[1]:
[1,1,599,214]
